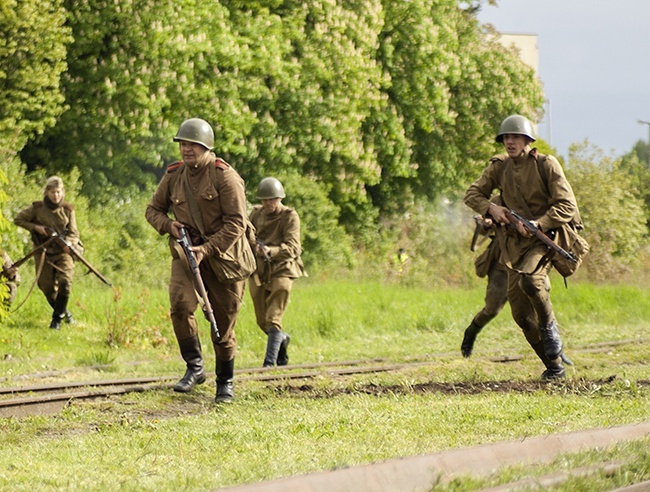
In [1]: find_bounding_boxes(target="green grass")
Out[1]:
[1,276,649,491]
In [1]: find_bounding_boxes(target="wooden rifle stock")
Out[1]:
[9,236,57,271]
[47,230,113,286]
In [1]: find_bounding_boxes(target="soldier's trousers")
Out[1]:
[169,256,244,362]
[36,252,74,305]
[506,261,554,346]
[473,264,508,328]
[248,276,293,333]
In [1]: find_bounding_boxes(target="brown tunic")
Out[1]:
[145,156,247,361]
[14,201,79,301]
[464,149,579,273]
[249,204,305,280]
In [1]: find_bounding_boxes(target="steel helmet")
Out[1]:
[495,115,536,143]
[173,118,215,150]
[256,177,286,200]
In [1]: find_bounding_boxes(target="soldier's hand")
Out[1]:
[34,225,48,236]
[518,220,538,238]
[487,203,510,225]
[170,221,183,239]
[190,246,204,265]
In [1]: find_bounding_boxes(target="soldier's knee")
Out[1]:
[519,275,540,297]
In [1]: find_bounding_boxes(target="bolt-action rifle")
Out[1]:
[505,210,577,264]
[256,240,271,264]
[255,240,272,284]
[470,215,495,252]
[177,227,219,338]
[8,236,58,271]
[47,229,113,287]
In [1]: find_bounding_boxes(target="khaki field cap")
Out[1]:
[174,118,215,150]
[496,115,536,143]
[44,176,64,193]
[257,177,286,200]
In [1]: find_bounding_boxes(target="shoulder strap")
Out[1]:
[530,149,550,192]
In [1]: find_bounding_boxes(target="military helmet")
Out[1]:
[257,177,286,200]
[173,118,214,150]
[495,115,536,143]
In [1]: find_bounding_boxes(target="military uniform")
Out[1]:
[146,157,247,355]
[465,149,578,375]
[464,115,580,378]
[14,198,79,327]
[1,250,20,308]
[248,202,305,366]
[145,118,248,402]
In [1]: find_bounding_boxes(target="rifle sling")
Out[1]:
[11,249,47,313]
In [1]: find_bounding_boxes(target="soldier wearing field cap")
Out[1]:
[14,176,80,330]
[248,177,305,367]
[146,118,249,403]
[464,115,581,379]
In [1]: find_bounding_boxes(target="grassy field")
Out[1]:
[1,274,649,491]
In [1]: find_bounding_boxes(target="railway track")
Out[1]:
[0,358,440,418]
[1,337,648,419]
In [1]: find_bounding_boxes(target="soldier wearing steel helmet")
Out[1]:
[146,118,249,403]
[248,177,305,367]
[464,115,581,379]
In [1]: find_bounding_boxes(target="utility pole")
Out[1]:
[638,119,650,168]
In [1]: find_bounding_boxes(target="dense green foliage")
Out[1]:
[14,0,543,227]
[1,0,648,283]
[0,0,71,153]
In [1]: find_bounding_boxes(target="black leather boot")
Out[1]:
[215,358,235,403]
[49,294,68,330]
[263,328,284,367]
[531,341,566,380]
[174,336,206,393]
[277,333,291,366]
[461,321,482,358]
[539,320,563,359]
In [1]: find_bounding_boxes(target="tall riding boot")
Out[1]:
[263,328,284,367]
[174,336,206,393]
[215,358,235,404]
[277,332,291,366]
[531,341,565,380]
[539,320,563,360]
[49,294,69,330]
[461,321,483,358]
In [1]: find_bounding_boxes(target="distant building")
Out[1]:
[495,33,543,138]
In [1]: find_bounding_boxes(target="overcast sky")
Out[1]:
[477,0,650,159]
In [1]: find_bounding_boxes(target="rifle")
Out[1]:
[256,240,272,264]
[47,229,113,287]
[177,227,220,338]
[505,210,577,264]
[8,236,58,271]
[256,240,272,284]
[470,215,493,252]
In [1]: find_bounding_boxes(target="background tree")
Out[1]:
[567,141,648,281]
[0,0,70,153]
